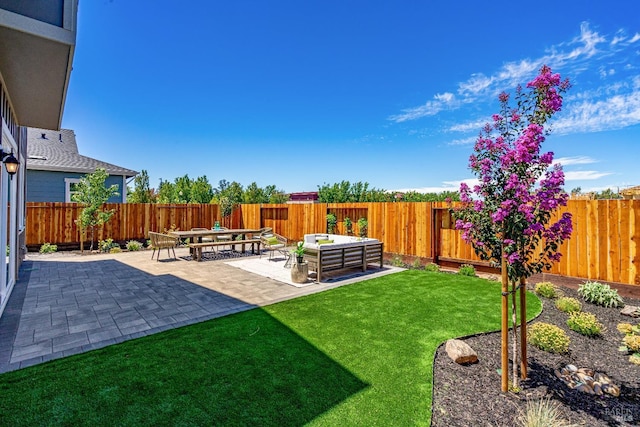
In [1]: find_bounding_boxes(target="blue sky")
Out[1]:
[61,1,640,194]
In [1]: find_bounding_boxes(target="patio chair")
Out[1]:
[250,227,272,244]
[149,231,179,261]
[213,227,233,254]
[260,232,288,261]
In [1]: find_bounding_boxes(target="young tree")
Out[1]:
[593,188,621,199]
[453,66,573,391]
[174,174,192,203]
[243,182,266,204]
[128,169,156,203]
[72,168,119,252]
[156,179,176,203]
[212,180,244,226]
[190,175,214,203]
[268,190,290,204]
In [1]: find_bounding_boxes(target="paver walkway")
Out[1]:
[0,248,386,373]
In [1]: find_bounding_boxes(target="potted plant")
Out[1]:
[344,216,353,235]
[292,241,305,265]
[357,217,368,238]
[326,213,337,234]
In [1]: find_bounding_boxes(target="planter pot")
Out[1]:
[291,262,308,284]
[296,255,304,265]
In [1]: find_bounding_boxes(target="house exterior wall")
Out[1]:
[0,0,65,27]
[0,0,78,319]
[27,170,127,203]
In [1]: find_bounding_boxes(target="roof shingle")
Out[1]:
[26,127,138,177]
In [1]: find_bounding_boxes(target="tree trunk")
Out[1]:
[501,254,509,392]
[520,276,528,379]
[511,280,519,390]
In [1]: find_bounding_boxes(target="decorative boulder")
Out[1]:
[445,339,478,365]
[621,305,640,318]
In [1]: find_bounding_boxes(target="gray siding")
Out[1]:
[27,170,126,203]
[0,0,65,27]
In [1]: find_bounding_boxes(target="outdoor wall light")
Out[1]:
[0,148,19,176]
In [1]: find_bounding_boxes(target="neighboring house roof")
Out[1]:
[26,127,138,177]
[289,192,318,201]
[620,185,640,199]
[287,192,319,203]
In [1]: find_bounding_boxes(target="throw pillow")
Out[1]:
[317,239,334,244]
[266,237,279,245]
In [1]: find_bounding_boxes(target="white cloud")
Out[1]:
[458,74,494,96]
[388,93,457,122]
[567,22,605,59]
[388,22,629,125]
[446,136,476,146]
[564,170,613,181]
[393,178,478,194]
[553,156,597,166]
[449,119,488,133]
[554,86,640,134]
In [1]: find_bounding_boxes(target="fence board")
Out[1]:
[620,200,631,285]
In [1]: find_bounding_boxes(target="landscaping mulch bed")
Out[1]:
[431,285,640,426]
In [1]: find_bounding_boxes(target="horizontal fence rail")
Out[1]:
[26,200,639,286]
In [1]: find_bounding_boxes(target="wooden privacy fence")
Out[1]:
[26,200,639,286]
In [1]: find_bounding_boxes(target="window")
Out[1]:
[65,178,81,202]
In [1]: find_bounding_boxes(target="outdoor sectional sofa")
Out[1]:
[302,233,384,282]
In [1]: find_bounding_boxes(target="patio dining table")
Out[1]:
[169,228,263,259]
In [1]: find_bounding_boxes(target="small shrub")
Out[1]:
[344,216,353,236]
[126,240,143,251]
[390,255,404,267]
[555,297,581,314]
[534,282,558,299]
[163,224,179,234]
[577,281,624,308]
[516,397,577,427]
[617,322,640,365]
[567,312,603,337]
[617,323,637,335]
[458,264,476,277]
[424,263,440,272]
[109,247,122,254]
[326,213,337,234]
[411,258,422,269]
[527,322,570,354]
[357,217,368,238]
[39,242,58,254]
[344,217,353,235]
[622,334,640,353]
[98,238,119,253]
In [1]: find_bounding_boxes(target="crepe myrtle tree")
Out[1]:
[453,65,572,392]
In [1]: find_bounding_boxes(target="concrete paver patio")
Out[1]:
[0,247,398,373]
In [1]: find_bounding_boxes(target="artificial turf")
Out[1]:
[0,269,541,426]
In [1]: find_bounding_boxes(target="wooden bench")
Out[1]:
[188,239,262,261]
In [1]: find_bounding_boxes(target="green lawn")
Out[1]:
[0,270,541,426]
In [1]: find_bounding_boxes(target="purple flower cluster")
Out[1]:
[455,65,573,283]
